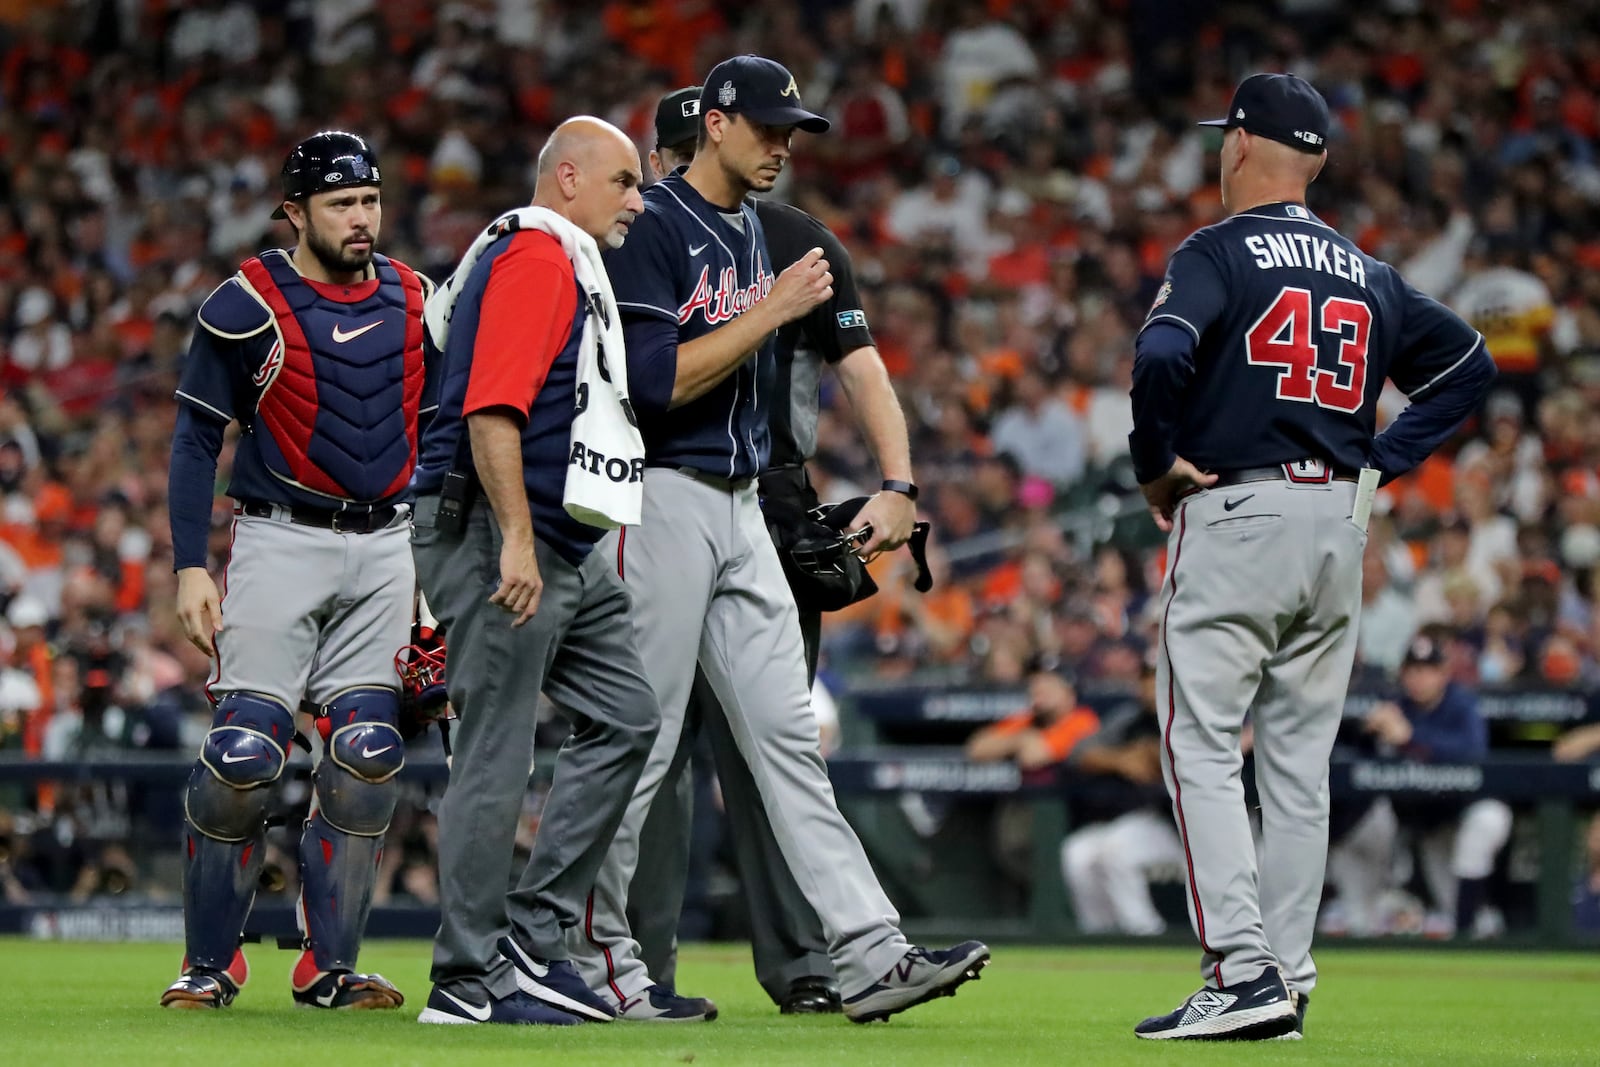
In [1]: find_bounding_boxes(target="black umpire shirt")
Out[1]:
[752,199,875,468]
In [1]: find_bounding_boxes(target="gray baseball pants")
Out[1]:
[413,495,659,1001]
[570,468,906,1002]
[1156,478,1364,995]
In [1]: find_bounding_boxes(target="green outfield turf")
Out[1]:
[0,940,1594,1066]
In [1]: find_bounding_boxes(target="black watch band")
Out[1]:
[881,479,919,502]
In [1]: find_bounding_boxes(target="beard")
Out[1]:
[303,218,373,275]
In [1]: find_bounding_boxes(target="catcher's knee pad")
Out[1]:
[315,686,404,836]
[186,691,295,840]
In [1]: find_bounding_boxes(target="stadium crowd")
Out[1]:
[0,0,1598,932]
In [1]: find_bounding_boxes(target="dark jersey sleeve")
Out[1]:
[1368,276,1495,483]
[763,203,874,362]
[1388,280,1488,398]
[604,206,684,325]
[1140,238,1229,344]
[174,328,241,423]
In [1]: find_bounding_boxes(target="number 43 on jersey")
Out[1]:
[1246,286,1371,413]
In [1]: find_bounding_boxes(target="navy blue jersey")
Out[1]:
[754,198,875,467]
[1130,202,1494,484]
[412,230,601,566]
[603,172,776,480]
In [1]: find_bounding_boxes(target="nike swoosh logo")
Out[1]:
[331,319,384,343]
[688,243,708,256]
[1223,495,1254,512]
[220,752,259,764]
[439,989,492,1021]
[361,744,395,758]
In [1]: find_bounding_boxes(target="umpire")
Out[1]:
[628,87,919,1014]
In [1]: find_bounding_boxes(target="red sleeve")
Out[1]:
[462,231,578,423]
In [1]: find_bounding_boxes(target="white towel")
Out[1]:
[425,207,644,529]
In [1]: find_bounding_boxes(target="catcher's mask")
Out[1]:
[777,496,934,612]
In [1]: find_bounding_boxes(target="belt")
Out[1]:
[1211,463,1359,488]
[649,464,755,493]
[236,499,405,534]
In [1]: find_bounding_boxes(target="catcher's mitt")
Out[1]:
[394,619,449,740]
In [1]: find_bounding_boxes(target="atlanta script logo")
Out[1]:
[678,264,775,326]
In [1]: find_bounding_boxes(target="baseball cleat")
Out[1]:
[843,941,990,1023]
[417,985,584,1025]
[1134,964,1298,1040]
[160,949,250,1009]
[615,984,718,1022]
[780,977,843,1015]
[290,951,404,1009]
[497,935,616,1022]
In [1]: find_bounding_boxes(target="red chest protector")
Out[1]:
[237,250,425,502]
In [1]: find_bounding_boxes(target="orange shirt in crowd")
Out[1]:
[981,704,1101,765]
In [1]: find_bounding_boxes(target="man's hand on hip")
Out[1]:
[1140,457,1218,532]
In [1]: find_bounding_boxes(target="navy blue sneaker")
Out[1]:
[416,985,583,1026]
[615,985,718,1022]
[496,935,616,1022]
[843,941,990,1023]
[1134,965,1297,1040]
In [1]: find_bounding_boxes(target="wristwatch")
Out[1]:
[881,479,919,502]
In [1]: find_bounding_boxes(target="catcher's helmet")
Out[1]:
[271,131,382,220]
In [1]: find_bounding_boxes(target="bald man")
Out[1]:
[412,117,661,1026]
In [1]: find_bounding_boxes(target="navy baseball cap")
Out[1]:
[699,55,830,134]
[1402,635,1447,668]
[655,86,702,150]
[1199,73,1329,154]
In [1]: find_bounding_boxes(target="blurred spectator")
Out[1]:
[1357,635,1513,939]
[1058,655,1179,935]
[1357,549,1417,677]
[966,664,1099,888]
[989,369,1086,488]
[1574,813,1600,934]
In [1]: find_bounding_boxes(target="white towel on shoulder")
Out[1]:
[424,206,644,529]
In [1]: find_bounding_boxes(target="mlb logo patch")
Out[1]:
[681,98,700,118]
[837,309,867,329]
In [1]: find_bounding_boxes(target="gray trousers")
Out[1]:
[631,606,834,1003]
[569,469,907,1002]
[1156,479,1364,995]
[413,496,659,1000]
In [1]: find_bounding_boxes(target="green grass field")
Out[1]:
[1,940,1595,1066]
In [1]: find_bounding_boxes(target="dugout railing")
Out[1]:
[0,749,1593,947]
